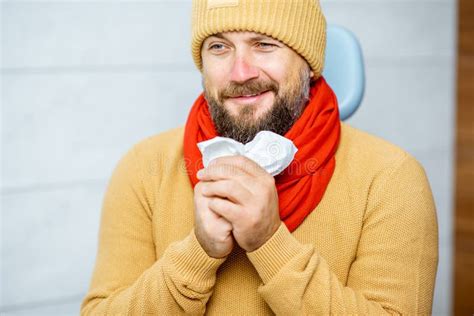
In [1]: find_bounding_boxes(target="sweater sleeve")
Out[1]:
[80,145,225,315]
[247,154,438,315]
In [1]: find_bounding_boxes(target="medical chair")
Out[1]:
[323,25,365,120]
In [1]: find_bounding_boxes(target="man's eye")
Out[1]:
[257,42,276,49]
[209,43,226,51]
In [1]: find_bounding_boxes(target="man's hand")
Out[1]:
[197,156,281,252]
[194,181,234,258]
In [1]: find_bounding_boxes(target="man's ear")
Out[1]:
[310,70,314,78]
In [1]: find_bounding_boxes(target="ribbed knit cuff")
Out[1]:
[247,223,306,284]
[167,230,226,287]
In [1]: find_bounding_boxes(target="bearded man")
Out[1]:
[81,0,438,314]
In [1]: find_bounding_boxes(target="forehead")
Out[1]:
[204,31,284,44]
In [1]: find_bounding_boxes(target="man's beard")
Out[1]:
[204,67,312,144]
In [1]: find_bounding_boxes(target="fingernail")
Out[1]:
[197,169,204,179]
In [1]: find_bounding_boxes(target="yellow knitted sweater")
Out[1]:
[81,123,438,315]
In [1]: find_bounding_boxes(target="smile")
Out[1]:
[227,90,272,105]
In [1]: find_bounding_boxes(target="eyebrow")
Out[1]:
[207,33,279,43]
[208,33,226,40]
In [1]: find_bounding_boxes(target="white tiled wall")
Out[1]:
[1,0,456,315]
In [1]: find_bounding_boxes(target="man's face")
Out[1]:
[201,31,314,144]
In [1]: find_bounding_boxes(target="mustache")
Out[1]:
[218,79,279,101]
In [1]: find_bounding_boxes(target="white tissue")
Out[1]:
[197,131,298,176]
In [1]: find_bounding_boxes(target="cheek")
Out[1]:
[255,57,297,87]
[202,55,232,80]
[203,66,230,93]
[204,77,223,100]
[278,60,307,89]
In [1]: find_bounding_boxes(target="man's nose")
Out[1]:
[229,55,259,83]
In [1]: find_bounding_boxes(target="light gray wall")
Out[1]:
[1,0,456,315]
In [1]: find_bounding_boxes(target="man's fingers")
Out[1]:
[207,197,240,223]
[197,155,267,181]
[213,215,233,232]
[197,163,244,181]
[201,180,251,204]
[215,155,266,176]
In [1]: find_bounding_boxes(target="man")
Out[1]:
[81,0,438,314]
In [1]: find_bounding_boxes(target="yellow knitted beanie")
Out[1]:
[191,0,327,77]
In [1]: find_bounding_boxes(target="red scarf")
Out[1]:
[183,77,341,232]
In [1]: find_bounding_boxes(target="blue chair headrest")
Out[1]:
[322,25,366,121]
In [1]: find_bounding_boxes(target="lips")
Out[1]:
[227,90,271,104]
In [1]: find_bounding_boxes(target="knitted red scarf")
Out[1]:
[183,77,341,232]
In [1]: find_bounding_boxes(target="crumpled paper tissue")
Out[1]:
[197,131,298,176]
